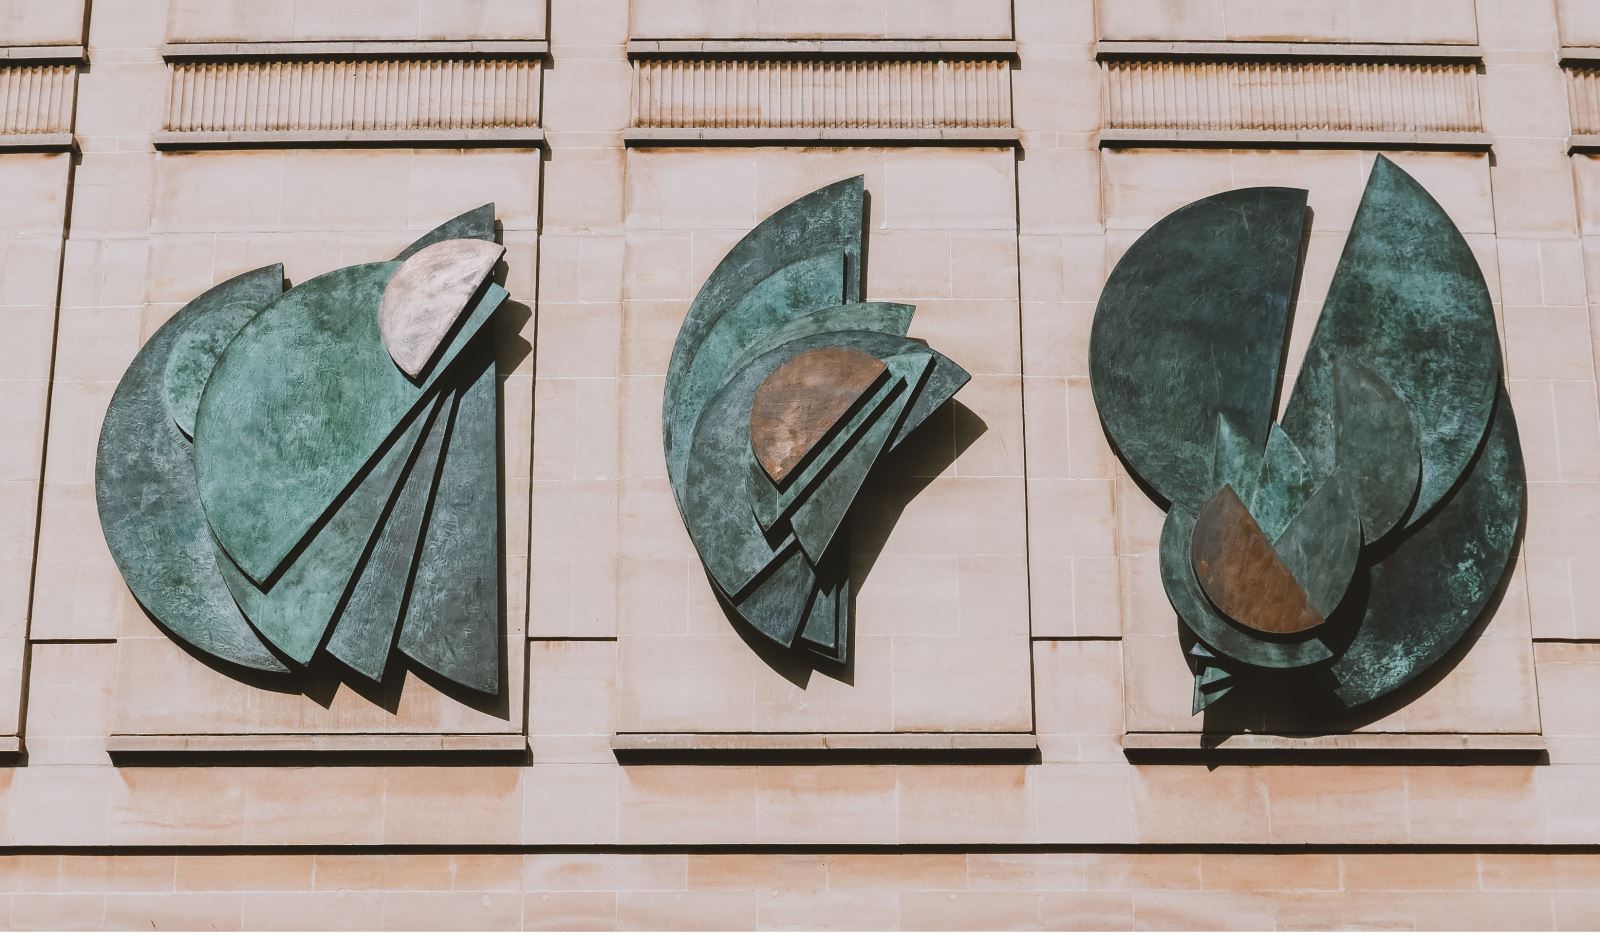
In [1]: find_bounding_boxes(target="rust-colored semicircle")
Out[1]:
[1190,485,1325,635]
[750,346,888,486]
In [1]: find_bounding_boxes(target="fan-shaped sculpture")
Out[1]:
[96,207,506,693]
[1089,156,1524,714]
[664,177,971,665]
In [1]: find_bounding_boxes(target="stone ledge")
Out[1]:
[1571,134,1600,152]
[108,734,527,763]
[0,44,85,63]
[154,128,544,150]
[1123,732,1546,763]
[626,127,1020,146]
[1100,128,1492,151]
[628,39,1017,57]
[614,732,1038,753]
[161,40,549,60]
[1563,47,1600,64]
[0,735,21,764]
[1096,40,1484,61]
[0,132,76,151]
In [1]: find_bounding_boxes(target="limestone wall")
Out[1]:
[2,0,1600,928]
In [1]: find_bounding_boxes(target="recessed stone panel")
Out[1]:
[165,0,547,43]
[609,146,1029,736]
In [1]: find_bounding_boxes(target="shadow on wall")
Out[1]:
[721,398,986,692]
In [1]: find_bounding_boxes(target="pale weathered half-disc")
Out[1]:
[379,238,504,377]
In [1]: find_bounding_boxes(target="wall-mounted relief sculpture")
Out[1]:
[96,207,506,694]
[1090,156,1524,716]
[664,177,970,666]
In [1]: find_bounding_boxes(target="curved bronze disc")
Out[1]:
[749,346,887,485]
[1191,485,1324,634]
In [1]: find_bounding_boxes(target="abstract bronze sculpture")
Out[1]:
[96,207,505,693]
[1090,156,1524,714]
[664,177,970,665]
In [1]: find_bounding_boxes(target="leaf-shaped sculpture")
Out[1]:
[1091,156,1523,715]
[665,178,970,664]
[96,207,506,693]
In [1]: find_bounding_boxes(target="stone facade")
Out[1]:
[2,0,1600,930]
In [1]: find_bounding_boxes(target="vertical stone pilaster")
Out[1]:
[1480,0,1600,644]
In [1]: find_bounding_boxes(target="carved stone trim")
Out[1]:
[162,40,549,60]
[0,44,86,63]
[1568,65,1600,137]
[159,56,542,148]
[630,54,1013,144]
[0,63,76,146]
[613,733,1040,759]
[629,39,1017,57]
[1103,58,1484,148]
[1096,40,1483,61]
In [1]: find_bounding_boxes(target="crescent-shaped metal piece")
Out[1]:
[380,238,505,378]
[1091,186,1309,512]
[95,266,289,673]
[1282,155,1499,530]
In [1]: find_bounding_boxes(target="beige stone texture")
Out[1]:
[1097,0,1479,44]
[0,0,86,47]
[1562,0,1600,47]
[0,850,1597,929]
[164,0,548,43]
[0,153,70,744]
[630,0,1012,40]
[3,0,1600,926]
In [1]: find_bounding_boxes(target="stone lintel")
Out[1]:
[0,132,76,152]
[1096,40,1484,62]
[627,39,1017,58]
[161,39,550,61]
[625,128,1020,147]
[108,733,528,757]
[613,732,1039,754]
[154,128,545,150]
[1100,129,1493,151]
[0,44,86,63]
[1123,732,1547,759]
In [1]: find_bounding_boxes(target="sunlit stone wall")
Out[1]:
[3,0,1600,928]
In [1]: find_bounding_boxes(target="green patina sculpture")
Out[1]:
[665,177,970,665]
[1090,156,1524,714]
[96,207,505,693]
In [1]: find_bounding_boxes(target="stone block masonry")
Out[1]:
[1,0,1600,929]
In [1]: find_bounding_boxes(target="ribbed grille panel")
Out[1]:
[1104,59,1482,134]
[0,64,76,135]
[631,57,1012,129]
[1569,67,1600,135]
[163,58,541,134]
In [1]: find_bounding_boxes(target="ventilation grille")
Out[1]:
[0,64,76,136]
[163,58,541,136]
[632,57,1012,130]
[1104,59,1482,134]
